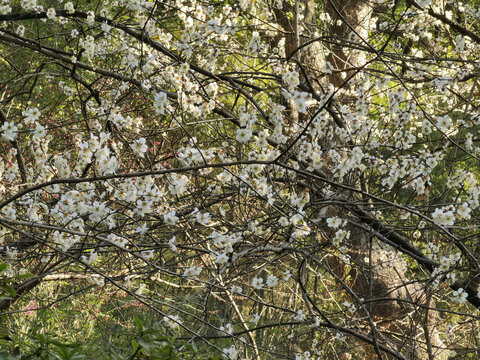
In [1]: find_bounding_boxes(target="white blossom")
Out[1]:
[164,211,179,226]
[183,266,202,277]
[266,275,279,288]
[222,345,238,360]
[236,128,252,143]
[215,252,229,265]
[432,206,456,226]
[163,315,183,329]
[294,309,306,321]
[1,121,18,141]
[65,2,75,14]
[451,288,468,304]
[251,277,264,289]
[130,138,148,157]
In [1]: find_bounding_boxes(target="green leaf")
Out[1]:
[3,285,16,297]
[137,338,153,350]
[0,351,20,360]
[131,339,139,351]
[134,316,144,332]
[53,342,86,360]
[36,333,48,345]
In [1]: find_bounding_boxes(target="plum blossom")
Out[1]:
[436,115,452,132]
[279,216,289,226]
[250,313,260,324]
[86,11,95,26]
[266,275,279,288]
[65,2,75,14]
[136,199,152,216]
[215,252,229,265]
[89,201,108,222]
[417,0,432,9]
[451,288,468,304]
[140,250,154,260]
[326,217,343,229]
[217,171,232,182]
[222,345,238,360]
[322,61,334,74]
[22,107,40,124]
[128,0,142,10]
[168,174,189,195]
[164,211,179,225]
[0,4,12,14]
[46,8,56,19]
[432,206,455,226]
[236,128,252,143]
[251,277,264,289]
[294,309,306,321]
[195,211,211,225]
[332,229,350,247]
[183,266,202,277]
[33,124,46,138]
[135,223,149,234]
[296,351,312,360]
[107,234,128,249]
[1,121,18,141]
[168,236,177,252]
[130,137,148,157]
[456,203,471,220]
[247,31,261,53]
[163,314,183,329]
[79,35,96,59]
[290,213,303,226]
[282,70,300,89]
[220,323,233,335]
[154,92,168,114]
[81,251,98,265]
[17,25,25,36]
[21,0,37,10]
[231,285,242,294]
[2,205,16,220]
